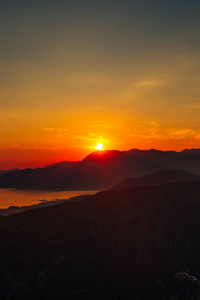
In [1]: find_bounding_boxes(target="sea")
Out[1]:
[0,188,98,209]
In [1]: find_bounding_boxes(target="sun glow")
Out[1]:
[94,143,104,150]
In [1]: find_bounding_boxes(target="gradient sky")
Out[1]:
[1,0,200,168]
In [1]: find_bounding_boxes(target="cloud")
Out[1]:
[148,121,160,127]
[129,122,200,141]
[41,127,68,132]
[73,134,108,142]
[134,80,165,87]
[89,123,122,130]
[167,128,200,140]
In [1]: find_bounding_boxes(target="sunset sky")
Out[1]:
[1,0,200,169]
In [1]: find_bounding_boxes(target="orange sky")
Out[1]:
[1,0,200,169]
[1,108,200,169]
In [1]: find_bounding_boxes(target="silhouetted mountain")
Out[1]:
[0,168,19,176]
[0,162,78,190]
[181,148,200,154]
[127,148,200,174]
[44,161,79,168]
[1,148,200,190]
[54,150,162,190]
[1,181,200,298]
[111,170,200,190]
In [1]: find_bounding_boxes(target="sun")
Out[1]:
[94,143,104,150]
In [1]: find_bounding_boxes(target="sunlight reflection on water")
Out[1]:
[0,189,98,209]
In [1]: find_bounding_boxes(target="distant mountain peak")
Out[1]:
[82,149,122,162]
[44,161,79,168]
[181,148,200,154]
[111,169,200,191]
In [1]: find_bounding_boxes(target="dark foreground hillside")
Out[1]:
[1,181,200,299]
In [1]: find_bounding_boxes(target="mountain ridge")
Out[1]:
[111,169,200,190]
[1,148,200,190]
